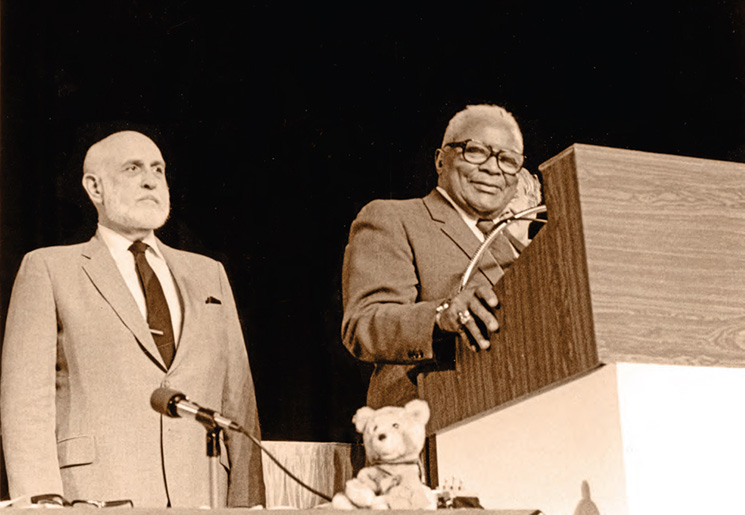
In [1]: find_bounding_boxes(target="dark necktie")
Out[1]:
[476,219,524,269]
[129,241,175,368]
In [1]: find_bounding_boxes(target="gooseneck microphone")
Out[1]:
[150,387,242,432]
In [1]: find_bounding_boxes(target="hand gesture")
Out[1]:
[435,285,499,351]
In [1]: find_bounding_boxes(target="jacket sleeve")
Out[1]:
[1,251,65,498]
[217,263,266,508]
[341,200,445,365]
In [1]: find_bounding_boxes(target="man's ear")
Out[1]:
[82,174,103,204]
[434,149,444,175]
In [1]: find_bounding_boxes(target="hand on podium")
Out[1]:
[435,284,499,351]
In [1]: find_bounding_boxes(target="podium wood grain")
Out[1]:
[419,144,745,435]
[569,144,745,365]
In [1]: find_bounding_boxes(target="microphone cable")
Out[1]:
[235,424,334,502]
[151,388,334,502]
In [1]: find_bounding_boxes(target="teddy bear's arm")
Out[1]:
[377,473,402,494]
[355,466,385,493]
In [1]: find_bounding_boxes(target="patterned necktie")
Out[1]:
[475,219,523,268]
[129,241,175,368]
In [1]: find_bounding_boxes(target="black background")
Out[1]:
[1,1,744,443]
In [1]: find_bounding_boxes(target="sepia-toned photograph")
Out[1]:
[1,2,744,514]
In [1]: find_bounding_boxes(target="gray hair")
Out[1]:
[442,104,523,149]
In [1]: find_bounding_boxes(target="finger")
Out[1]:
[442,295,473,333]
[468,300,499,333]
[464,320,490,350]
[457,312,490,350]
[475,285,499,309]
[442,303,468,333]
[461,330,481,352]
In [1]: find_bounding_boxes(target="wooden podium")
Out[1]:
[418,144,745,514]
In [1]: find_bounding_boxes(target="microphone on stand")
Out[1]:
[149,387,334,502]
[150,387,242,432]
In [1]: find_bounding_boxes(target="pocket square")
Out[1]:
[205,296,222,305]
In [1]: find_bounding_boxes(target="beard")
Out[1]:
[104,191,171,232]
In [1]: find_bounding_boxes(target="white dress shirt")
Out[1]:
[436,186,524,261]
[436,187,485,241]
[97,224,183,346]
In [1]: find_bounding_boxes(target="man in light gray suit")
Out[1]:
[1,131,265,507]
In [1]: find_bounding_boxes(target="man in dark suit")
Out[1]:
[1,131,265,507]
[342,105,542,408]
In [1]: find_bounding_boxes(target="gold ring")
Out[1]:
[457,311,472,326]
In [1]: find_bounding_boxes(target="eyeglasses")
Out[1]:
[71,500,134,508]
[31,494,133,508]
[444,139,524,175]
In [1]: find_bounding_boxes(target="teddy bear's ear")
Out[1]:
[403,399,430,425]
[352,406,376,433]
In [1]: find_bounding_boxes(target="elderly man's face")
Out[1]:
[87,132,170,238]
[436,120,522,219]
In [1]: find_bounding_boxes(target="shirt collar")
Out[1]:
[436,186,480,232]
[97,224,163,260]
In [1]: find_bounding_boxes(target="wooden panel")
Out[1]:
[419,147,600,434]
[420,143,745,435]
[570,144,745,365]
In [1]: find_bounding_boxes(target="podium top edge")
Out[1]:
[537,143,745,172]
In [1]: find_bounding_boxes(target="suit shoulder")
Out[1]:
[161,245,224,270]
[355,197,426,220]
[23,241,89,260]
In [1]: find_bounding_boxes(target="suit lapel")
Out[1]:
[422,189,504,286]
[80,235,167,371]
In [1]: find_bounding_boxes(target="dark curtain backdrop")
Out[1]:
[2,1,744,446]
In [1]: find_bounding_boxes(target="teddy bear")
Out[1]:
[332,399,438,510]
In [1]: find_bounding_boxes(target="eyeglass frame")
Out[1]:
[443,139,525,175]
[71,499,134,508]
[30,494,134,508]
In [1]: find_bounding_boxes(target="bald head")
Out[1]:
[83,131,163,177]
[82,130,170,240]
